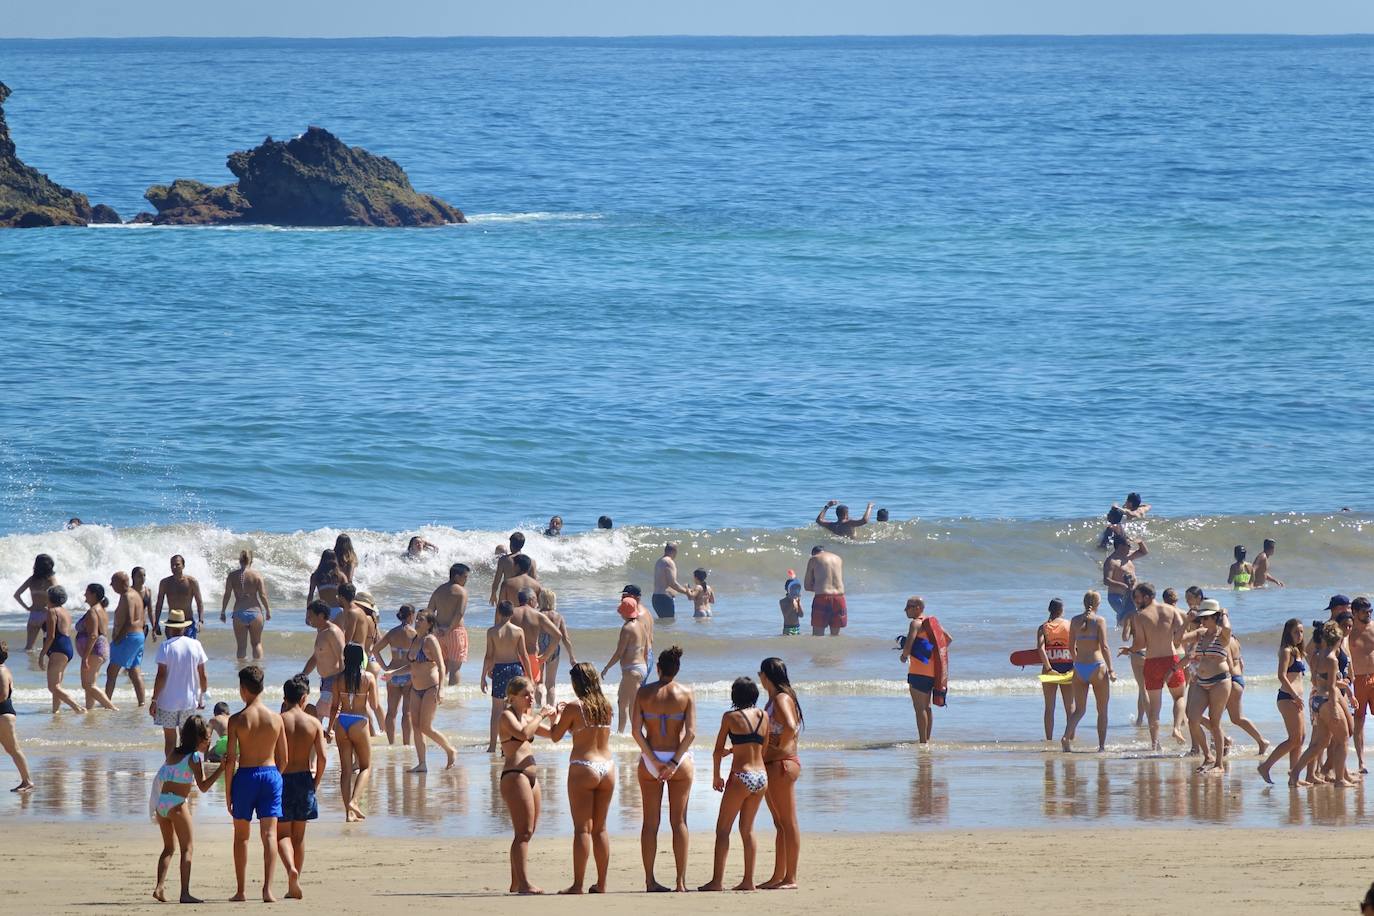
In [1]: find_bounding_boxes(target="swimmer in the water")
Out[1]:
[1227,545,1253,590]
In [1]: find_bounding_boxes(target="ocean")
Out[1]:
[2,36,1374,831]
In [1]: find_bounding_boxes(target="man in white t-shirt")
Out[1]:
[149,608,209,755]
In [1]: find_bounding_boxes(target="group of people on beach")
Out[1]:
[2,528,809,901]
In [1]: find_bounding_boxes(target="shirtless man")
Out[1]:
[489,531,539,605]
[1348,596,1374,773]
[804,546,847,636]
[1251,539,1285,588]
[510,588,568,704]
[104,570,147,706]
[496,554,542,608]
[603,586,654,732]
[425,563,470,686]
[480,600,534,752]
[334,582,370,649]
[300,601,345,724]
[1102,535,1149,628]
[278,674,326,881]
[815,500,873,538]
[224,665,300,902]
[155,555,205,639]
[221,549,272,660]
[1118,582,1186,750]
[651,544,688,620]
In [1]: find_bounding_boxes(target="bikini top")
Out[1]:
[1198,633,1228,658]
[765,699,785,737]
[414,637,430,663]
[727,710,766,746]
[644,710,686,735]
[1287,656,1308,675]
[157,751,201,786]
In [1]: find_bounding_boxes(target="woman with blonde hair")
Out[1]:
[498,675,556,895]
[1062,591,1115,752]
[220,549,271,660]
[536,590,575,705]
[549,663,614,894]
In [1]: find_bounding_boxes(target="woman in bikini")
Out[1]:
[39,586,84,714]
[1259,618,1307,784]
[631,645,696,893]
[0,642,35,792]
[1062,591,1115,752]
[548,662,614,894]
[306,550,342,621]
[332,642,383,821]
[537,591,576,706]
[498,675,556,895]
[220,549,271,661]
[699,676,770,892]
[151,715,222,903]
[333,534,359,583]
[76,584,117,711]
[759,656,802,890]
[14,553,57,651]
[394,612,455,772]
[375,604,417,745]
[1292,621,1357,787]
[1181,601,1233,773]
[1227,545,1253,590]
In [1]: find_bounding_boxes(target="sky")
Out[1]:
[3,0,1374,38]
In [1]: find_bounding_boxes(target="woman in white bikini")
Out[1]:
[699,676,770,892]
[548,663,614,894]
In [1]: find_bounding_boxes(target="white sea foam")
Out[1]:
[465,211,604,223]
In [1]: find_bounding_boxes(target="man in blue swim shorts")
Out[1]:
[104,570,148,705]
[225,665,299,902]
[1102,534,1149,628]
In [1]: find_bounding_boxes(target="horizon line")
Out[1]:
[3,32,1374,41]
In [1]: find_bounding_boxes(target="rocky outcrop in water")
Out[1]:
[137,127,464,227]
[0,82,120,228]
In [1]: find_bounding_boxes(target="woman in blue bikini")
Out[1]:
[699,676,771,892]
[331,643,382,821]
[1060,591,1115,752]
[375,604,417,746]
[548,662,615,895]
[632,645,695,893]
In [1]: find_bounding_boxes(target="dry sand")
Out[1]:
[5,822,1357,914]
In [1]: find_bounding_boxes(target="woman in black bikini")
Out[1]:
[759,657,802,890]
[1258,619,1306,785]
[0,642,35,791]
[548,663,614,895]
[700,677,771,892]
[332,643,382,822]
[498,675,555,895]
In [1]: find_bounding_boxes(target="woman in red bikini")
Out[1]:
[759,657,802,890]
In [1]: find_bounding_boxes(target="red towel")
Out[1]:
[925,616,950,707]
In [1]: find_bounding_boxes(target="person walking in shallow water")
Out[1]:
[1061,592,1115,752]
[0,642,35,791]
[1036,597,1075,740]
[14,553,57,651]
[221,549,271,660]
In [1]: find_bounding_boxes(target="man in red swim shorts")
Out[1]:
[1142,655,1185,691]
[804,545,848,636]
[1348,596,1374,773]
[1118,582,1186,750]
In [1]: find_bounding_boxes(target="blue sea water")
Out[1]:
[2,36,1373,534]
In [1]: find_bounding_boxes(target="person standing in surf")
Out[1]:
[105,571,148,707]
[13,553,57,651]
[602,589,654,733]
[1061,591,1115,752]
[1036,598,1075,741]
[815,500,873,537]
[898,596,950,743]
[424,563,470,686]
[1251,538,1284,588]
[804,546,847,636]
[155,555,205,640]
[1102,534,1148,628]
[651,544,688,620]
[220,549,272,661]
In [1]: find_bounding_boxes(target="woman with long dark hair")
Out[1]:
[306,550,342,621]
[76,584,117,711]
[549,662,614,894]
[375,605,417,745]
[1259,618,1307,784]
[14,553,57,651]
[392,612,456,772]
[699,677,770,892]
[759,657,802,889]
[333,534,358,584]
[631,645,696,892]
[150,714,222,903]
[332,643,382,821]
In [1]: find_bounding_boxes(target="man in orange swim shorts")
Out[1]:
[1348,596,1374,773]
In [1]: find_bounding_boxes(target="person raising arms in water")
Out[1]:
[547,663,615,895]
[632,645,695,893]
[14,553,57,651]
[1061,592,1115,752]
[221,549,271,661]
[699,677,771,892]
[1036,597,1075,741]
[814,500,873,538]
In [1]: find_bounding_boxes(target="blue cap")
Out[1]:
[1328,594,1351,609]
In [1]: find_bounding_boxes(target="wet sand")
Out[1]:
[4,822,1356,914]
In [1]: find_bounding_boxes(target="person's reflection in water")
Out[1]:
[908,753,948,823]
[1042,758,1074,819]
[1304,780,1355,827]
[1091,758,1111,818]
[1130,759,1187,822]
[1184,768,1235,824]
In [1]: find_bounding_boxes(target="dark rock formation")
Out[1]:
[90,204,122,224]
[142,127,464,227]
[0,82,119,228]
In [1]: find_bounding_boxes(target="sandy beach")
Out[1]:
[6,822,1355,914]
